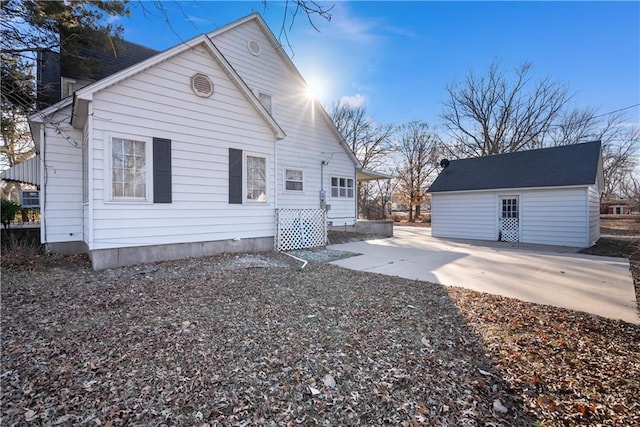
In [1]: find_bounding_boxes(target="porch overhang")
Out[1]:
[357,168,392,181]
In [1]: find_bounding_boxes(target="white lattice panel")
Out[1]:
[500,217,519,242]
[276,209,327,251]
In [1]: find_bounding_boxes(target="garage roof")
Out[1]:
[428,141,602,193]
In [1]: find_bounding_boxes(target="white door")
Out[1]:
[499,196,519,242]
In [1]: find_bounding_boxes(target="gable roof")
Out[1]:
[62,39,158,81]
[208,13,361,169]
[71,33,285,139]
[428,141,602,193]
[30,32,285,140]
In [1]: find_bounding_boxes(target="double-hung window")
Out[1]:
[112,137,148,200]
[246,155,267,202]
[285,168,303,191]
[331,177,354,198]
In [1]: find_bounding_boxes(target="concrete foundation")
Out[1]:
[329,219,393,237]
[46,240,89,255]
[89,237,274,270]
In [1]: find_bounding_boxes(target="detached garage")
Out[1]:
[428,141,603,248]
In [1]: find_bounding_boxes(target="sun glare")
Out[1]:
[305,77,325,101]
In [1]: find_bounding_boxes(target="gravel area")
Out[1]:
[2,251,639,426]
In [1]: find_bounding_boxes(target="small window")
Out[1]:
[20,191,39,208]
[246,155,266,202]
[111,137,148,200]
[258,92,272,113]
[331,176,354,198]
[285,168,303,191]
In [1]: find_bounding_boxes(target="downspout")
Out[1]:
[39,124,48,252]
[87,102,94,251]
[320,160,327,210]
[354,168,358,225]
[274,135,278,250]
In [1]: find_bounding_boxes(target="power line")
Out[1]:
[591,103,640,120]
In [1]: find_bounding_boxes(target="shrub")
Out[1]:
[1,199,21,228]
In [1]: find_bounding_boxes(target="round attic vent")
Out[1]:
[247,39,261,56]
[191,73,213,97]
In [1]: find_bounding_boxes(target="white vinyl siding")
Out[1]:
[212,20,357,226]
[519,188,587,247]
[587,185,601,246]
[432,187,594,248]
[88,45,276,250]
[431,193,497,241]
[40,107,84,244]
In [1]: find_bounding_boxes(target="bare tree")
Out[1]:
[394,121,440,222]
[550,108,639,195]
[329,102,394,171]
[442,61,570,157]
[619,174,640,211]
[329,101,394,217]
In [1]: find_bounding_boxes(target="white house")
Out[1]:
[427,141,603,248]
[28,13,368,269]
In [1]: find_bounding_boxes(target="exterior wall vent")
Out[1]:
[191,73,213,97]
[247,40,261,56]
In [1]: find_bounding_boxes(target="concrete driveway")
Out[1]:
[328,227,639,324]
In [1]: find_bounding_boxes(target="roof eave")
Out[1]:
[357,168,392,181]
[429,183,595,195]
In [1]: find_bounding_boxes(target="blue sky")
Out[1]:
[120,1,640,127]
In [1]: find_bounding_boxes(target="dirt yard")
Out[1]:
[1,216,639,426]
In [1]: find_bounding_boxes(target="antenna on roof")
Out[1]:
[440,159,450,168]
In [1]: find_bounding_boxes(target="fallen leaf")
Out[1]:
[493,399,508,414]
[323,374,336,389]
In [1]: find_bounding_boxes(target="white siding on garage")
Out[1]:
[41,107,84,244]
[587,185,600,246]
[519,188,588,247]
[88,45,277,250]
[431,192,497,240]
[212,20,357,225]
[431,186,595,248]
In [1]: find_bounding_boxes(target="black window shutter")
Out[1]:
[229,148,243,204]
[153,138,172,203]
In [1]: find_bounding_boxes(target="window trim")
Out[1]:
[330,176,354,199]
[244,152,268,204]
[257,91,274,115]
[105,133,153,203]
[283,167,304,193]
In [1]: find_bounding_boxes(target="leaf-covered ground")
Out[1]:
[2,251,638,426]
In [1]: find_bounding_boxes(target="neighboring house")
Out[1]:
[29,13,370,269]
[600,195,633,215]
[428,141,603,248]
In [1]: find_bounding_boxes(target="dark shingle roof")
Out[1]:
[62,40,158,80]
[428,141,602,193]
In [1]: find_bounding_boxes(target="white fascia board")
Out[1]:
[28,97,73,124]
[428,184,591,195]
